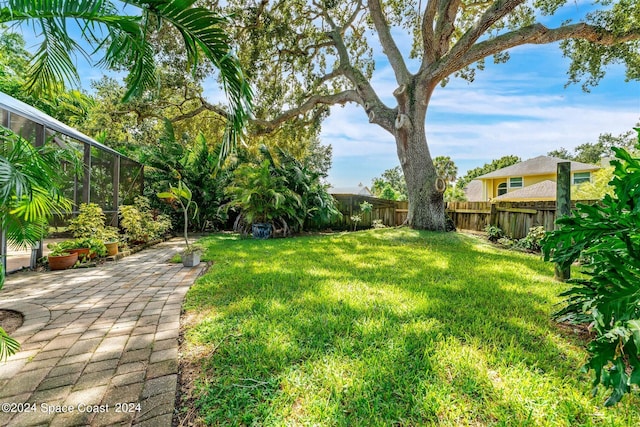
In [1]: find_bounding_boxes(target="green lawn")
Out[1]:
[182,228,640,426]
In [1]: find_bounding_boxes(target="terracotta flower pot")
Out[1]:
[48,252,78,270]
[68,247,91,261]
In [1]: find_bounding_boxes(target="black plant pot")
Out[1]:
[252,223,271,239]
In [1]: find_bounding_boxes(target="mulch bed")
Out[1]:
[0,309,24,334]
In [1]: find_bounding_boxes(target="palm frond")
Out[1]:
[2,213,48,248]
[132,0,252,162]
[1,126,74,248]
[0,326,20,362]
[1,0,145,95]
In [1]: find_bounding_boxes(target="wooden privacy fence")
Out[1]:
[329,195,598,237]
[446,200,599,239]
[330,195,404,229]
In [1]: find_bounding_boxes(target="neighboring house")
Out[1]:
[465,155,600,202]
[329,183,374,197]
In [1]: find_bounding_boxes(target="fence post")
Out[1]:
[489,203,497,227]
[554,162,571,281]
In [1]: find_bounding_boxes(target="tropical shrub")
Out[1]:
[67,203,119,242]
[67,203,105,237]
[484,225,504,242]
[514,226,546,252]
[140,121,230,231]
[119,196,172,243]
[266,147,341,231]
[225,146,340,235]
[226,159,302,235]
[542,128,640,406]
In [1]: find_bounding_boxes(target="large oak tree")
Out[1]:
[210,0,639,230]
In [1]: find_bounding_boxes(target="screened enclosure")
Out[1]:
[0,91,144,272]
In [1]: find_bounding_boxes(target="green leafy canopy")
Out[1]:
[0,0,252,153]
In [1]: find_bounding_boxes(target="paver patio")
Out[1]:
[0,238,207,426]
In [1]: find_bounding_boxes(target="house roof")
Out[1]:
[329,186,374,196]
[492,180,557,201]
[464,180,484,202]
[476,156,600,179]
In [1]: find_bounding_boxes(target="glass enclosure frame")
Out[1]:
[0,92,144,273]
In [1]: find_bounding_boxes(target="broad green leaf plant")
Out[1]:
[542,128,640,406]
[158,180,198,253]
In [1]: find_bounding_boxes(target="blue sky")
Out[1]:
[14,2,640,189]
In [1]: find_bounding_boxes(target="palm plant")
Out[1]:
[434,156,458,186]
[0,0,252,156]
[225,160,302,236]
[1,127,75,360]
[267,147,341,231]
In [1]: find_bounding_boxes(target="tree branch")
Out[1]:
[368,0,411,84]
[421,0,439,65]
[442,0,526,70]
[250,90,363,132]
[314,69,344,87]
[317,3,394,130]
[171,99,226,122]
[459,23,640,71]
[433,0,462,58]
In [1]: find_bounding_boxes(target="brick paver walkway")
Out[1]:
[0,238,207,426]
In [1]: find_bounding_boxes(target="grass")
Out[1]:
[181,228,640,426]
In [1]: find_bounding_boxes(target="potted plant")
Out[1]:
[47,242,78,270]
[67,203,120,256]
[59,239,90,261]
[157,180,201,267]
[73,237,107,259]
[98,227,120,256]
[225,160,301,239]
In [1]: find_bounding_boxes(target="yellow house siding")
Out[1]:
[482,174,557,200]
[522,174,556,187]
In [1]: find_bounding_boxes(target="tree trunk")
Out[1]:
[393,85,446,231]
[396,129,446,230]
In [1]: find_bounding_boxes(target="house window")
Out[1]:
[573,172,591,185]
[509,177,523,189]
[497,182,508,196]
